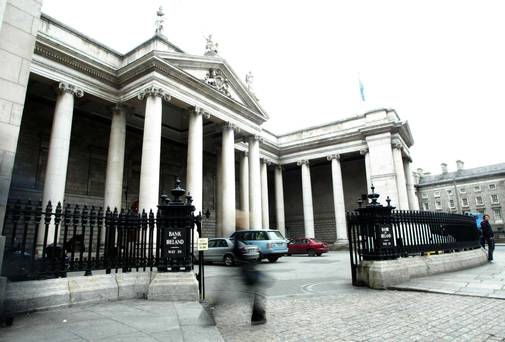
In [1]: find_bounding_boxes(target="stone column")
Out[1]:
[297,160,315,239]
[248,135,262,229]
[215,146,223,237]
[186,107,209,216]
[392,140,409,210]
[274,165,286,236]
[137,86,170,213]
[239,151,249,230]
[260,159,270,228]
[404,159,419,210]
[104,104,126,211]
[221,123,236,236]
[360,147,371,190]
[327,154,347,243]
[39,82,83,246]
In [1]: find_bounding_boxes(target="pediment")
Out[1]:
[157,53,268,121]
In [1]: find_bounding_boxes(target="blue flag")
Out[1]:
[359,79,366,102]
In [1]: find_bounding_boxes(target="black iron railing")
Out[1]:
[2,198,197,281]
[346,188,481,286]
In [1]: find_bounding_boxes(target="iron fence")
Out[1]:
[1,199,193,281]
[346,209,481,285]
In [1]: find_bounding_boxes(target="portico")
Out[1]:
[3,13,416,249]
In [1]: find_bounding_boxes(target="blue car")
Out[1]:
[230,229,288,263]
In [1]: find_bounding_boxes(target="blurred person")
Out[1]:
[232,235,267,325]
[481,214,495,263]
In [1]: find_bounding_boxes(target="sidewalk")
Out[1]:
[1,300,223,342]
[391,246,505,299]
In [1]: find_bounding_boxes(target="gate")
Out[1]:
[346,186,481,286]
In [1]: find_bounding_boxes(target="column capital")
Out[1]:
[223,121,240,133]
[275,164,283,171]
[243,150,249,157]
[359,148,369,155]
[111,102,126,114]
[297,159,309,166]
[326,154,341,161]
[248,134,263,143]
[261,158,272,166]
[137,86,171,101]
[57,82,84,98]
[191,106,210,119]
[392,139,403,150]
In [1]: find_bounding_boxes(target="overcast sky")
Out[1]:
[41,0,505,175]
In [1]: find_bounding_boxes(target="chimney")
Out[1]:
[456,160,464,171]
[441,163,448,174]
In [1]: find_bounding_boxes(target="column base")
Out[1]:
[330,240,349,251]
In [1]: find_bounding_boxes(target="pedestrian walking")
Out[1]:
[232,237,267,325]
[481,214,495,262]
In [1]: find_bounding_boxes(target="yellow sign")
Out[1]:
[197,238,208,251]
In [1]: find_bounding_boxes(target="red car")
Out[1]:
[287,238,329,256]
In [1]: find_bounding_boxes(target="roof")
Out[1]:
[418,163,505,186]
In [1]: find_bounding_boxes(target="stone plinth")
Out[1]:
[5,277,70,313]
[148,272,198,302]
[357,248,488,289]
[68,274,118,304]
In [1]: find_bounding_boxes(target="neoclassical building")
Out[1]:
[0,7,417,246]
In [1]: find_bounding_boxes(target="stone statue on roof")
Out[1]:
[204,34,219,56]
[245,71,254,90]
[155,6,165,34]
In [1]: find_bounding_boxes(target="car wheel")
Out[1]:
[287,253,292,256]
[223,254,235,266]
[316,253,322,256]
[308,249,316,257]
[267,256,279,263]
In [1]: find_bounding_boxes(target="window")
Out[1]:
[421,193,429,199]
[422,202,429,211]
[493,208,503,222]
[461,198,469,207]
[433,191,440,198]
[489,183,497,190]
[476,196,484,206]
[474,185,481,192]
[446,189,453,195]
[435,201,442,210]
[448,199,455,208]
[491,194,499,204]
[459,187,466,194]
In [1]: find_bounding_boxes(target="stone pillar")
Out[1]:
[104,104,126,211]
[248,136,262,229]
[137,86,170,213]
[365,133,400,207]
[221,123,236,236]
[392,140,409,210]
[327,154,347,243]
[238,151,249,230]
[360,147,372,190]
[215,146,223,237]
[261,159,270,228]
[297,160,315,239]
[404,159,419,210]
[39,83,83,246]
[186,107,208,216]
[274,165,286,236]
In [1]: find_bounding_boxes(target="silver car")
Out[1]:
[204,238,259,266]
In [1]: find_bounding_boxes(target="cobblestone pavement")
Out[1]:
[213,289,505,342]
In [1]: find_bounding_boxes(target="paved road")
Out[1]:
[4,249,505,341]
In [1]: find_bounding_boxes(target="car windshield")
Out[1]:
[267,231,285,240]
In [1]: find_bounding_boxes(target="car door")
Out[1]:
[205,239,219,262]
[214,239,230,262]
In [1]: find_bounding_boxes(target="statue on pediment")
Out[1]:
[155,6,165,34]
[204,34,219,56]
[245,71,254,90]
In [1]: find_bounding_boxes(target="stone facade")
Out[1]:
[416,161,505,238]
[1,12,416,251]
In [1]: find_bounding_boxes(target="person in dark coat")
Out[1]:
[232,236,267,325]
[481,214,495,262]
